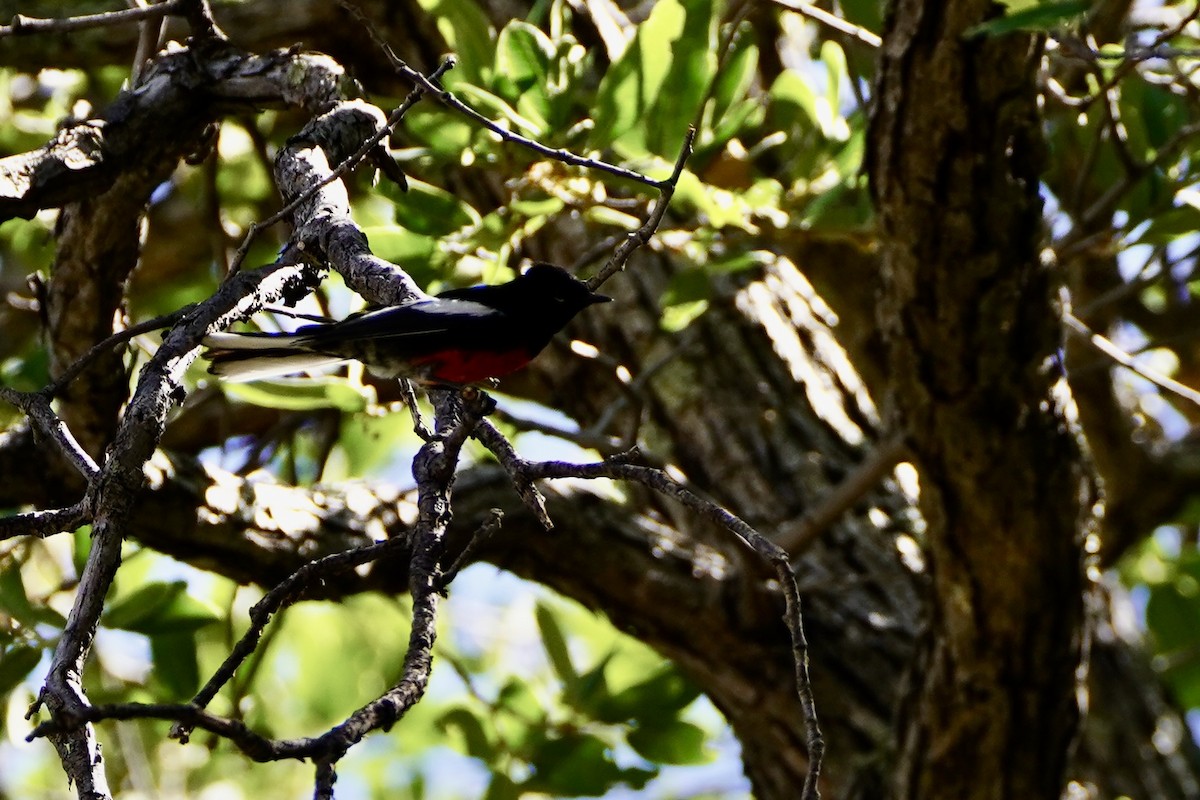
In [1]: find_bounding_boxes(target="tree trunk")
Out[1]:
[869,1,1089,797]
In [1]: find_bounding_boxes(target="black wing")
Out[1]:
[293,297,510,354]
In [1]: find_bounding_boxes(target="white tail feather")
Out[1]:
[202,332,305,350]
[207,353,348,382]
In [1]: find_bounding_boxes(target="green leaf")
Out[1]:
[661,300,709,333]
[708,250,769,274]
[661,268,711,306]
[403,108,474,157]
[496,676,542,721]
[0,561,37,626]
[646,0,716,157]
[72,526,92,576]
[0,346,49,393]
[0,643,42,696]
[104,581,221,635]
[591,664,701,724]
[769,70,821,134]
[361,227,439,285]
[582,206,641,230]
[1135,207,1200,246]
[455,83,546,136]
[536,601,579,691]
[150,631,200,698]
[104,582,177,633]
[386,178,483,237]
[571,655,613,715]
[438,706,496,760]
[334,411,421,479]
[1139,83,1186,153]
[801,181,873,230]
[592,0,716,156]
[660,269,712,333]
[710,98,766,149]
[417,0,495,83]
[221,377,372,412]
[965,0,1090,38]
[627,719,711,765]
[1147,579,1200,653]
[509,196,565,218]
[820,40,847,117]
[523,732,630,796]
[709,22,758,125]
[1147,573,1200,708]
[496,21,555,125]
[592,1,682,149]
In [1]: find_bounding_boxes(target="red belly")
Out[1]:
[414,348,535,384]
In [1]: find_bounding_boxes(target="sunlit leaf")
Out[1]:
[592,0,716,156]
[417,0,495,82]
[582,205,641,230]
[497,21,555,126]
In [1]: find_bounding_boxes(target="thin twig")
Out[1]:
[0,388,101,481]
[307,392,482,795]
[767,0,882,48]
[1053,4,1200,109]
[0,1,185,39]
[440,509,504,588]
[130,0,172,86]
[518,457,824,799]
[173,536,406,741]
[1057,119,1200,254]
[0,502,91,543]
[1065,313,1200,408]
[46,306,194,398]
[777,436,908,555]
[336,0,661,189]
[227,58,456,275]
[1092,60,1139,175]
[589,127,696,290]
[472,420,553,530]
[59,398,487,777]
[30,702,295,762]
[491,406,623,454]
[400,379,434,441]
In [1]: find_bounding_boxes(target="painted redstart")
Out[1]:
[202,263,611,384]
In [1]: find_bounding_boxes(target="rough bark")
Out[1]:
[869,1,1089,798]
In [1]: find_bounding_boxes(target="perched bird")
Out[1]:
[203,263,611,384]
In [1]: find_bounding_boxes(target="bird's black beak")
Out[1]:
[589,294,612,304]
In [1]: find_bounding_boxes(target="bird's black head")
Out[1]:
[519,263,611,311]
